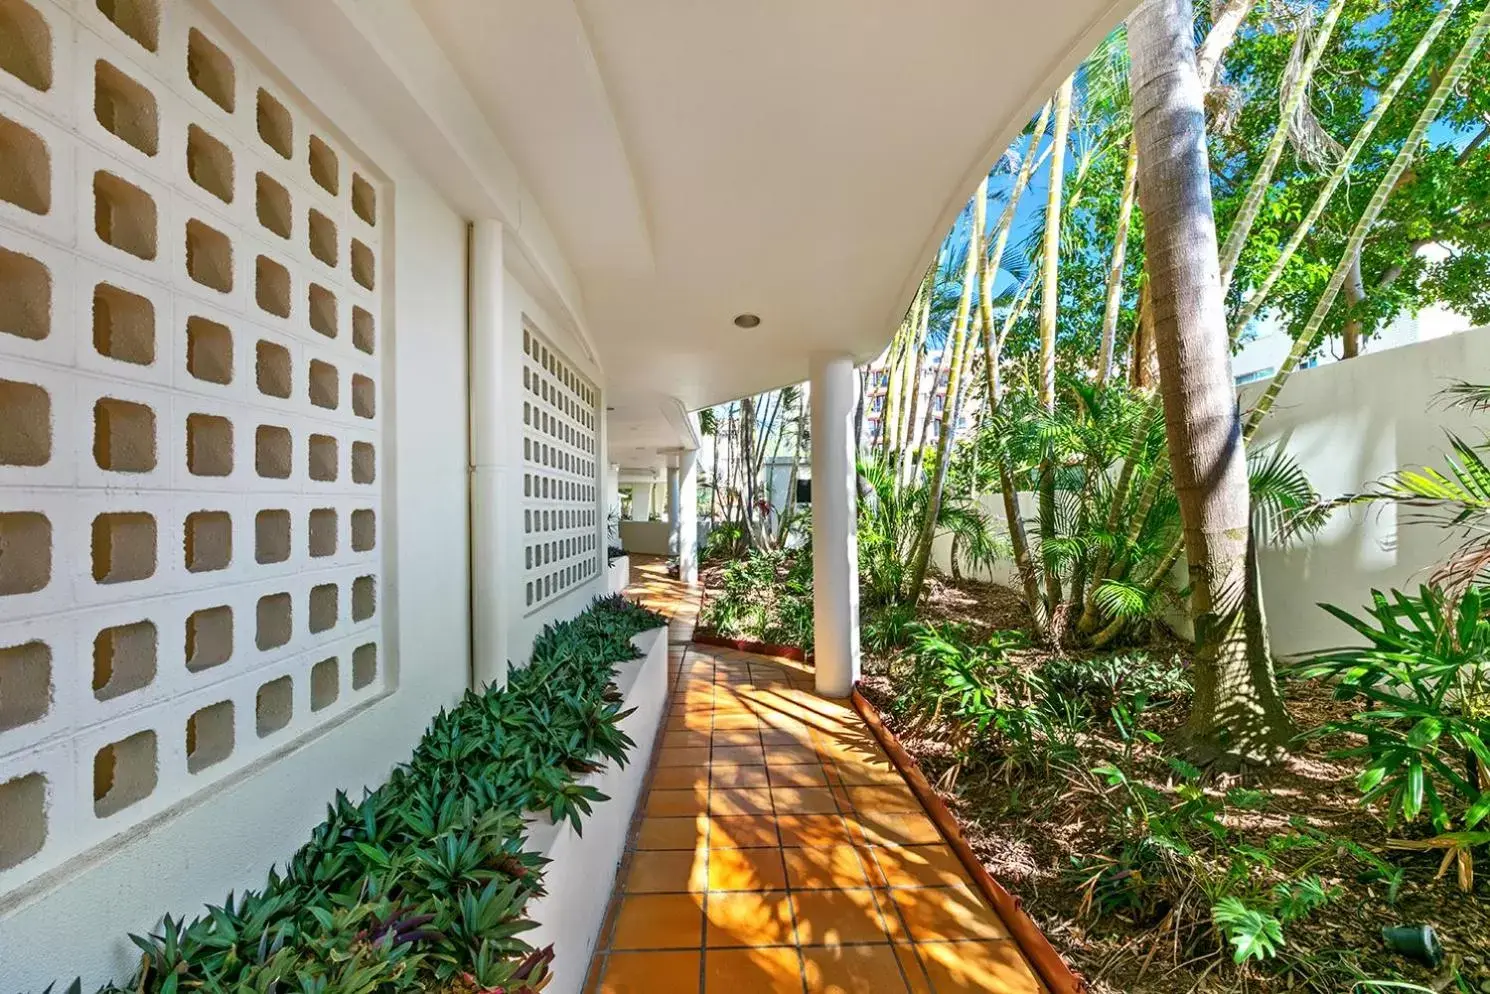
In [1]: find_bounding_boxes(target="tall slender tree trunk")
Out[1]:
[1195,0,1257,93]
[906,177,986,605]
[1037,75,1074,615]
[1342,252,1365,358]
[898,292,931,490]
[1128,0,1291,764]
[1097,137,1140,387]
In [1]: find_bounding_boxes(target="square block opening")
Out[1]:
[92,620,154,699]
[0,511,49,595]
[254,339,291,399]
[0,772,45,870]
[254,508,290,564]
[0,245,50,341]
[185,218,231,293]
[94,61,158,157]
[0,378,50,466]
[255,172,291,240]
[184,509,230,572]
[309,582,337,633]
[92,282,154,366]
[351,642,376,689]
[254,425,291,479]
[255,592,291,650]
[90,511,156,584]
[0,640,50,731]
[186,124,233,204]
[351,173,376,227]
[255,675,291,737]
[0,0,53,92]
[351,441,375,485]
[308,135,337,196]
[308,433,337,482]
[186,315,232,384]
[185,605,231,671]
[254,255,290,319]
[93,729,155,817]
[186,413,232,477]
[308,209,337,267]
[350,508,374,552]
[352,575,375,622]
[256,88,292,159]
[308,283,336,339]
[93,171,155,260]
[0,114,50,216]
[352,305,374,355]
[308,507,336,558]
[310,657,337,712]
[351,374,374,420]
[185,700,232,773]
[308,359,337,410]
[350,239,374,291]
[96,0,158,53]
[93,397,156,473]
[186,29,234,113]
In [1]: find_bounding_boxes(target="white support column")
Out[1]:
[810,353,861,697]
[667,464,681,552]
[468,220,510,689]
[678,448,699,583]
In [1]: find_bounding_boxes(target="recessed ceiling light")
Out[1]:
[733,313,761,328]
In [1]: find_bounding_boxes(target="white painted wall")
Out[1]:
[1244,327,1490,657]
[0,3,475,988]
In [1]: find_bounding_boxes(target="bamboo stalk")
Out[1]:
[1097,135,1139,387]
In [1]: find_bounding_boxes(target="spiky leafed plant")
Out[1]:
[858,457,996,608]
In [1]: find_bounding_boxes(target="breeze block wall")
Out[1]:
[0,0,388,898]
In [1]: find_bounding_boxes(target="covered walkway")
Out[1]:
[585,561,1045,993]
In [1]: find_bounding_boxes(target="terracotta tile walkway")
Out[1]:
[585,558,1045,993]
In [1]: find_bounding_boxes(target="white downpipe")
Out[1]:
[810,353,861,697]
[469,220,509,689]
[678,449,699,582]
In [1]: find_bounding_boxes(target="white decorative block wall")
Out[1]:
[521,325,599,613]
[0,0,389,896]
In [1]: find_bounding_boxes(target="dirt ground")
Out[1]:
[855,577,1490,994]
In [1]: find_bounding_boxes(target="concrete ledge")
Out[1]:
[607,555,630,595]
[522,624,667,993]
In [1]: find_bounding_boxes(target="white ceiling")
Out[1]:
[412,0,1134,459]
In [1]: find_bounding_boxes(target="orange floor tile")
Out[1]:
[588,557,1046,993]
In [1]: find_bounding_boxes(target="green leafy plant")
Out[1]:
[1291,585,1490,830]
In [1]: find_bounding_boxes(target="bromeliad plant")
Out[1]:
[45,594,666,994]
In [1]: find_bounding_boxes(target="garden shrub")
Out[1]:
[698,547,814,651]
[42,595,666,994]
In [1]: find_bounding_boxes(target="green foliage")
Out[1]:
[698,546,814,651]
[1291,585,1490,831]
[861,603,919,654]
[44,596,665,994]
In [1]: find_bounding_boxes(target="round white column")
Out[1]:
[810,353,862,697]
[678,448,699,582]
[667,464,681,552]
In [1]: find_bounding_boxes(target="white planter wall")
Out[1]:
[523,627,668,994]
[607,554,630,595]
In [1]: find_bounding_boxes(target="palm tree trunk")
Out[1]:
[899,291,931,489]
[1227,0,1460,339]
[1129,0,1291,763]
[906,176,986,605]
[1216,0,1345,294]
[1037,75,1074,614]
[1244,2,1490,442]
[1342,251,1365,358]
[1097,136,1140,387]
[1195,0,1257,93]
